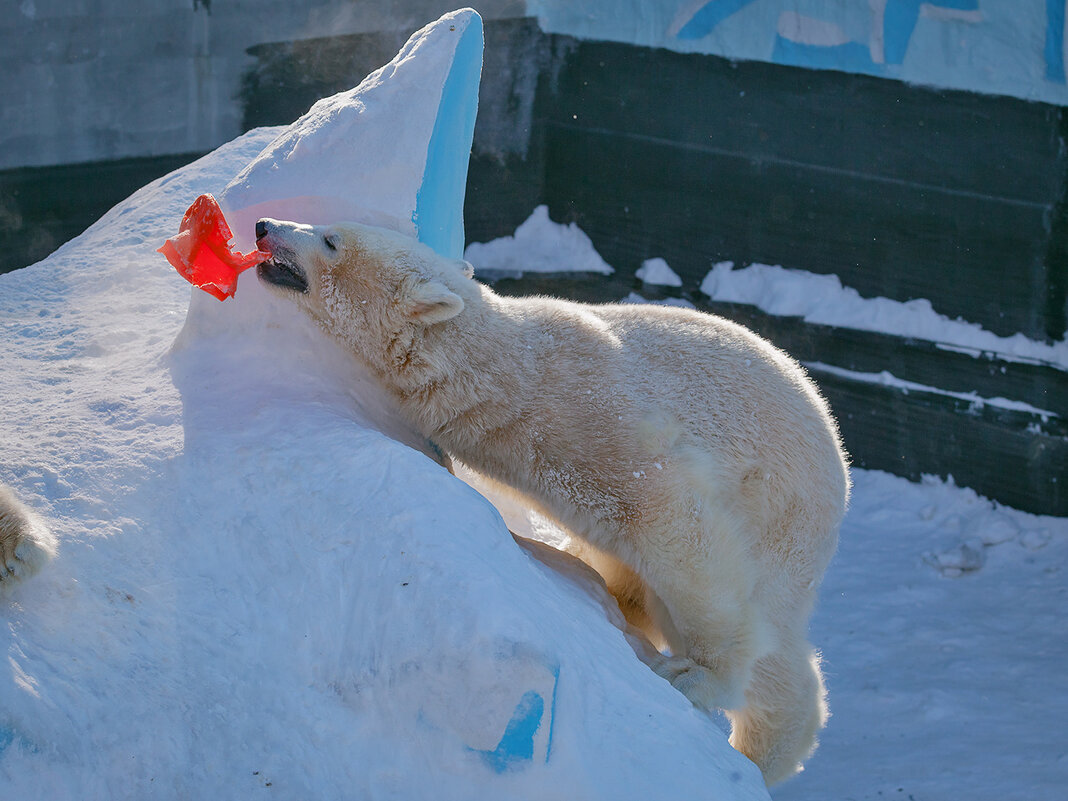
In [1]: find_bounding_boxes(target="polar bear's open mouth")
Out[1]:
[257,256,309,294]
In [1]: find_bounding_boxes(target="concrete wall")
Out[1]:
[1,0,524,171]
[6,1,1066,174]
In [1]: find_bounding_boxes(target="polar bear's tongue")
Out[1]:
[158,194,270,301]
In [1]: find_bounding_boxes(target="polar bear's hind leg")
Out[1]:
[727,634,828,785]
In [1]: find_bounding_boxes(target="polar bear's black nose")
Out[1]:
[255,220,268,240]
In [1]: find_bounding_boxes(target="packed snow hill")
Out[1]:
[1,8,1066,801]
[0,10,769,800]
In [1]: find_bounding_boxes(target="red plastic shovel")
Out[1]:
[158,194,268,301]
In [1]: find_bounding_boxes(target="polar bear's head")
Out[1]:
[255,218,475,368]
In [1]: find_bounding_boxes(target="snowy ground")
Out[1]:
[779,471,1068,800]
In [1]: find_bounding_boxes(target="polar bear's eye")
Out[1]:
[324,234,340,253]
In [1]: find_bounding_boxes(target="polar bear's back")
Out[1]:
[526,298,841,462]
[497,296,849,561]
[603,302,844,473]
[596,301,848,576]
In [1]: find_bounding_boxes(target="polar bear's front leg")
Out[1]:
[0,485,58,591]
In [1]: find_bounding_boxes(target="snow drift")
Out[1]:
[0,10,767,800]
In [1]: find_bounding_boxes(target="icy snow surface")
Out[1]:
[464,205,615,277]
[701,261,1068,369]
[220,7,481,259]
[622,291,697,310]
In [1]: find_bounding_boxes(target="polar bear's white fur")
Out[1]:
[255,218,850,784]
[0,484,57,592]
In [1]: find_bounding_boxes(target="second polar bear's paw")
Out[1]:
[652,654,746,711]
[0,488,58,592]
[2,534,55,585]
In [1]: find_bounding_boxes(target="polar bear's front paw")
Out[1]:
[651,654,745,711]
[0,486,58,592]
[2,534,55,584]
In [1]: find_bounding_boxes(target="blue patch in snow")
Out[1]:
[543,662,560,763]
[0,723,39,756]
[414,13,483,259]
[476,691,545,773]
[473,662,560,773]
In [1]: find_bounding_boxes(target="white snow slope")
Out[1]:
[0,11,766,801]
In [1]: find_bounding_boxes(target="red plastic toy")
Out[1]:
[158,194,269,301]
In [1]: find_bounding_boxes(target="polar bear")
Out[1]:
[0,484,57,592]
[254,217,850,784]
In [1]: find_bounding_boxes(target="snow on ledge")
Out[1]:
[636,257,683,287]
[806,362,1060,421]
[701,261,1068,370]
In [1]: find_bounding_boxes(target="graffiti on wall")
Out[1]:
[670,1,1019,73]
[669,0,1068,88]
[1048,0,1066,81]
[532,1,1068,103]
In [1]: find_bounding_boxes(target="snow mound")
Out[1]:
[221,6,482,259]
[0,11,766,801]
[464,205,615,276]
[636,256,682,287]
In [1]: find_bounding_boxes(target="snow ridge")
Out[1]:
[701,261,1068,369]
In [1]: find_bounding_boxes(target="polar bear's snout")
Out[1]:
[255,218,310,294]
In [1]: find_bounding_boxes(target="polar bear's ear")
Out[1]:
[407,279,464,324]
[459,260,475,279]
